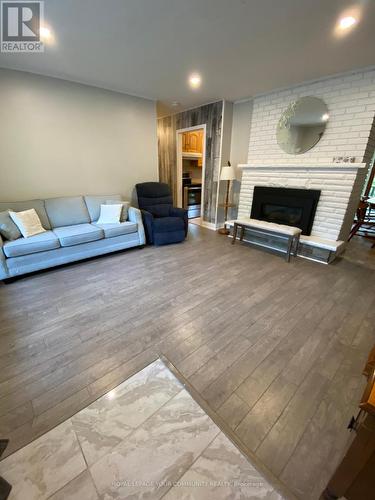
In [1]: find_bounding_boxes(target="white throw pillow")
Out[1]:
[9,209,46,238]
[97,204,123,224]
[105,200,129,221]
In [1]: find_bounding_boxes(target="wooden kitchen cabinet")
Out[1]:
[182,130,203,154]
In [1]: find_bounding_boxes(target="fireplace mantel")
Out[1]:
[238,163,366,171]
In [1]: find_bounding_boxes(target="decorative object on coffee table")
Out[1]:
[218,161,236,235]
[0,440,11,500]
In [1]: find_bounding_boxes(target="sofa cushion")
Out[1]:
[45,196,90,228]
[105,200,129,222]
[3,231,60,258]
[0,211,22,241]
[84,195,122,222]
[53,224,104,247]
[97,204,123,224]
[153,217,185,232]
[9,209,46,238]
[0,200,51,229]
[94,221,138,238]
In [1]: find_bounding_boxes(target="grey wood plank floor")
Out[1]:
[0,225,374,500]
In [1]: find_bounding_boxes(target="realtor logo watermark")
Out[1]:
[1,1,44,52]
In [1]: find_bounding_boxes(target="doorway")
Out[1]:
[176,125,206,226]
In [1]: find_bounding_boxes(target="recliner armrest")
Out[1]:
[169,207,188,236]
[128,207,146,245]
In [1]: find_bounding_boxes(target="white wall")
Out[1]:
[247,68,375,165]
[0,69,158,204]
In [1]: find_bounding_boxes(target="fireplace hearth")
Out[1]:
[251,186,321,235]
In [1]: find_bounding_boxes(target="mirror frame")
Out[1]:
[276,96,329,155]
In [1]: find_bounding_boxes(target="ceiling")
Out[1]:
[0,0,374,116]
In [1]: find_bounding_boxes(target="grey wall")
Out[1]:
[217,101,233,224]
[229,99,253,219]
[230,100,253,169]
[0,69,158,204]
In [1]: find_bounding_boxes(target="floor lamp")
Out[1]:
[218,162,236,235]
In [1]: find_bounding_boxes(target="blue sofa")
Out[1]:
[136,182,188,245]
[0,195,145,280]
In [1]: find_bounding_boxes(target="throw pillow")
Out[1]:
[9,209,46,238]
[97,204,123,224]
[105,200,129,221]
[0,211,22,241]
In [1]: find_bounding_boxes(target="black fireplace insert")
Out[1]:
[251,186,321,235]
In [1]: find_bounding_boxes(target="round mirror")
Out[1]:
[276,96,329,155]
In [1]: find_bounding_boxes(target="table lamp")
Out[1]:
[218,161,236,235]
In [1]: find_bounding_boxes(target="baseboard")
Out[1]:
[200,220,220,231]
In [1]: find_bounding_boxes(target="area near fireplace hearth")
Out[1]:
[236,68,375,263]
[236,163,366,262]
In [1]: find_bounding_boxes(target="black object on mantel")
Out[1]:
[0,440,12,500]
[251,186,321,236]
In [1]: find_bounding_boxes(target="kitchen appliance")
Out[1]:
[183,174,202,219]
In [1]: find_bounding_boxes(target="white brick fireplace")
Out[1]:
[236,68,375,259]
[238,163,367,241]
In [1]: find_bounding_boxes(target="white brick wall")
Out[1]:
[247,69,375,165]
[238,69,375,241]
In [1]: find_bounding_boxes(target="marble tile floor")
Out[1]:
[0,359,284,500]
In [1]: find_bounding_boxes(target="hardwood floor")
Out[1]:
[0,225,374,499]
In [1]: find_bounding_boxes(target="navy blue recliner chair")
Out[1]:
[136,182,188,245]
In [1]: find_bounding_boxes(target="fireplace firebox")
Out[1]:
[251,186,321,235]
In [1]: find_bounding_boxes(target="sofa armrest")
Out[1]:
[128,207,146,245]
[139,210,154,245]
[0,235,9,280]
[169,207,188,236]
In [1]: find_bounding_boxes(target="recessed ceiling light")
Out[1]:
[189,73,202,89]
[334,9,360,37]
[339,16,357,30]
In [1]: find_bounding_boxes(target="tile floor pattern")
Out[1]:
[0,359,284,499]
